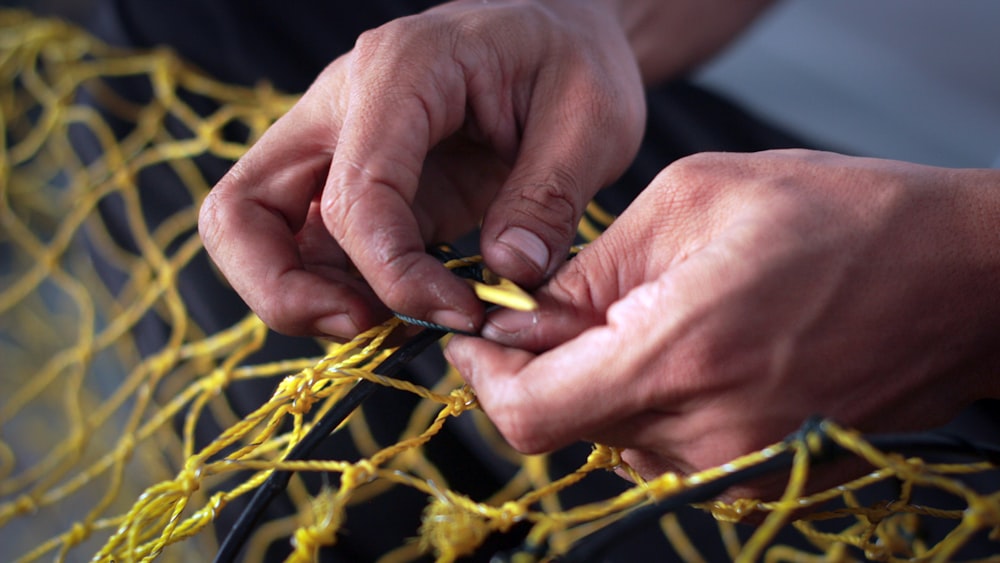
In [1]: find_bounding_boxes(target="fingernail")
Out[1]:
[497,226,549,274]
[483,309,537,340]
[429,309,476,334]
[316,314,359,337]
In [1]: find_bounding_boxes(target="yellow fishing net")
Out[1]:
[2,9,999,562]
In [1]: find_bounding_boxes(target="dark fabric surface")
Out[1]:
[95,0,438,91]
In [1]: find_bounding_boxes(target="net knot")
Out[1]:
[968,495,1000,530]
[586,444,623,470]
[446,386,478,414]
[289,486,344,559]
[288,369,320,415]
[863,544,891,562]
[13,494,38,515]
[708,498,764,522]
[177,467,202,495]
[342,460,377,488]
[419,495,491,559]
[203,368,234,393]
[66,522,90,546]
[498,500,526,531]
[291,524,337,555]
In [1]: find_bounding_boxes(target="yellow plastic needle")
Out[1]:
[468,268,538,311]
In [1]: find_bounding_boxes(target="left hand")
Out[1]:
[199,0,648,338]
[446,149,1000,496]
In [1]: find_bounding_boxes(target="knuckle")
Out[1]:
[579,74,643,136]
[768,147,822,161]
[252,283,315,337]
[650,152,732,216]
[350,23,424,93]
[351,23,398,61]
[545,261,602,316]
[660,152,726,185]
[197,189,223,246]
[509,168,582,241]
[319,181,355,241]
[450,9,498,43]
[352,15,452,70]
[453,1,548,45]
[198,177,242,255]
[253,292,291,334]
[376,251,427,313]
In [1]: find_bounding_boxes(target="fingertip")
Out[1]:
[393,252,485,332]
[320,187,483,331]
[261,293,371,339]
[314,313,362,339]
[443,333,492,387]
[428,308,479,335]
[481,308,537,344]
[444,332,521,372]
[481,285,602,352]
[479,185,581,288]
[442,333,471,370]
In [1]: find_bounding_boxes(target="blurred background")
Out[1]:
[697,0,1000,169]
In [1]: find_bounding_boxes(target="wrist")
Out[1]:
[600,0,776,84]
[908,167,1000,402]
[950,169,1000,400]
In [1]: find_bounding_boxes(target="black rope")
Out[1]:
[213,327,446,563]
[391,244,487,335]
[392,311,477,336]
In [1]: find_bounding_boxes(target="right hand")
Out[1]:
[198,0,647,338]
[447,149,1000,497]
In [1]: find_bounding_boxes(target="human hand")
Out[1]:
[198,0,648,338]
[446,150,1000,494]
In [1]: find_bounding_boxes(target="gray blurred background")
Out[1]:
[698,0,1000,169]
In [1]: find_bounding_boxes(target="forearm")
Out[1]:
[602,0,777,84]
[946,168,1000,401]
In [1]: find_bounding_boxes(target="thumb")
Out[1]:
[479,84,644,288]
[479,160,591,288]
[481,180,670,351]
[481,237,626,352]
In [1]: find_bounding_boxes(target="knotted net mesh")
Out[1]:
[2,10,999,562]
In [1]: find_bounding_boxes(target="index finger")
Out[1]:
[200,84,383,337]
[445,322,651,454]
[321,29,483,332]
